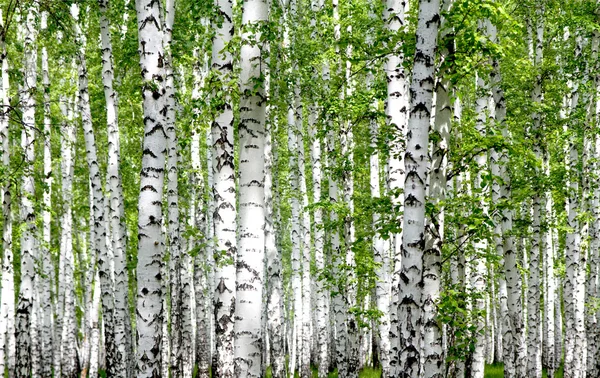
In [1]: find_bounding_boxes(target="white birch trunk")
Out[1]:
[422,1,453,375]
[134,0,168,375]
[450,99,466,378]
[98,1,132,373]
[308,72,328,378]
[383,0,409,374]
[563,35,586,378]
[287,88,302,378]
[329,2,349,375]
[328,126,348,378]
[16,7,37,377]
[39,12,54,377]
[191,47,212,378]
[295,86,312,378]
[89,273,102,378]
[210,0,236,373]
[0,9,15,376]
[586,10,600,376]
[341,26,359,378]
[370,91,391,378]
[544,180,556,378]
[192,127,211,378]
[489,28,517,376]
[526,11,544,377]
[470,66,491,378]
[234,0,268,375]
[398,1,440,376]
[309,1,328,375]
[562,36,585,378]
[265,67,286,378]
[72,4,121,376]
[554,224,562,371]
[57,73,78,378]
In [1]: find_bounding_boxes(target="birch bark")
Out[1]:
[39,12,54,377]
[134,0,168,375]
[422,1,453,376]
[526,11,544,377]
[563,35,586,378]
[59,108,78,378]
[0,9,15,377]
[72,4,122,376]
[265,75,285,378]
[15,6,38,377]
[210,0,237,373]
[398,0,440,376]
[98,1,132,372]
[383,0,409,373]
[234,0,268,375]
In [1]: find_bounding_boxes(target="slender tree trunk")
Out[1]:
[98,1,132,373]
[72,4,122,377]
[563,35,586,378]
[134,0,168,375]
[60,106,78,378]
[398,1,440,376]
[488,25,517,377]
[0,9,15,377]
[15,6,38,377]
[422,1,453,375]
[383,0,409,374]
[328,125,347,378]
[341,27,359,378]
[287,74,302,377]
[38,12,54,378]
[191,46,211,378]
[370,87,391,378]
[544,174,556,378]
[471,58,492,378]
[526,11,544,378]
[234,0,268,375]
[309,2,328,376]
[449,98,466,378]
[210,0,237,373]
[88,272,102,378]
[266,71,286,378]
[587,9,600,376]
[295,85,313,378]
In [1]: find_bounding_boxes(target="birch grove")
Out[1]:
[0,1,600,378]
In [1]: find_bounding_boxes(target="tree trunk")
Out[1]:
[134,0,168,375]
[266,72,286,378]
[422,1,453,375]
[191,47,212,378]
[15,6,38,377]
[398,0,440,375]
[234,0,268,375]
[383,0,409,374]
[0,9,15,377]
[210,0,237,373]
[98,1,132,374]
[563,34,586,378]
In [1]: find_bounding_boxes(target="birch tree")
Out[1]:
[234,0,268,375]
[210,0,237,373]
[397,0,440,376]
[0,7,15,377]
[134,0,168,375]
[98,0,132,372]
[383,0,409,372]
[15,6,38,377]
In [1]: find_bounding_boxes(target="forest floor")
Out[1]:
[484,363,564,378]
[264,364,562,378]
[181,363,566,377]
